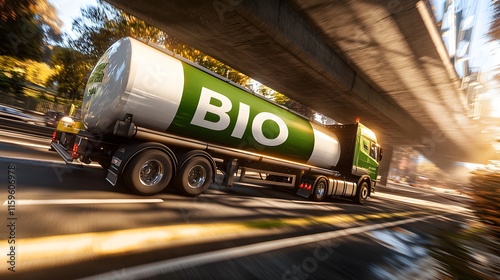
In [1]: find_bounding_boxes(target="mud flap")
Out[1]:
[295,177,315,198]
[296,188,311,198]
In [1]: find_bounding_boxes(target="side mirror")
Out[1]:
[378,147,383,162]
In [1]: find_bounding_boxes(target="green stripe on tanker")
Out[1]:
[166,62,315,163]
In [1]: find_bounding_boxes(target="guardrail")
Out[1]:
[0,117,54,137]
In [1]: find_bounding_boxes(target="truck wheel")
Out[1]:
[354,180,370,205]
[311,178,328,202]
[123,150,173,195]
[175,157,213,197]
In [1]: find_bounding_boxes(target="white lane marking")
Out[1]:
[4,141,50,149]
[2,199,164,206]
[78,214,441,280]
[374,192,470,213]
[0,155,102,168]
[0,128,50,141]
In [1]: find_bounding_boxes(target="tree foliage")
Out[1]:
[48,1,168,101]
[46,47,90,100]
[71,1,165,62]
[0,0,62,61]
[469,171,500,239]
[0,55,53,95]
[273,92,315,119]
[416,158,440,182]
[489,0,500,41]
[389,147,420,183]
[70,0,249,86]
[24,60,52,86]
[166,37,249,85]
[248,82,315,119]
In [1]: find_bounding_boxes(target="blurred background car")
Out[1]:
[44,110,66,127]
[0,104,45,126]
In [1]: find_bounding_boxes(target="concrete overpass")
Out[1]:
[106,0,496,170]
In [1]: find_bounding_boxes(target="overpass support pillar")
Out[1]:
[378,146,393,186]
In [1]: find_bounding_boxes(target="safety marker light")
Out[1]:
[299,182,313,190]
[72,143,79,159]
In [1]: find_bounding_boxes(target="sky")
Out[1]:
[48,0,98,39]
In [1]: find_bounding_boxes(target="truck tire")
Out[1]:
[174,156,213,197]
[123,150,174,195]
[311,177,328,202]
[353,180,370,205]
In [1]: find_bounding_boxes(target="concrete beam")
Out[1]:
[104,0,496,165]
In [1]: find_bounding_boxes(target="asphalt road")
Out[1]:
[0,128,495,280]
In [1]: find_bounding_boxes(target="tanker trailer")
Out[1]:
[50,37,383,204]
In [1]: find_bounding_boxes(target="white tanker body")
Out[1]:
[51,37,383,204]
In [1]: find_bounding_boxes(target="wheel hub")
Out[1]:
[187,165,207,189]
[139,160,164,186]
[316,183,326,197]
[361,184,369,198]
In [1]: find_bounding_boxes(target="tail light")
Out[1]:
[51,131,57,142]
[71,142,79,159]
[299,182,312,190]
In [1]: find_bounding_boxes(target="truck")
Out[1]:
[50,37,383,204]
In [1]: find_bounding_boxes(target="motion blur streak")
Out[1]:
[6,141,50,149]
[2,199,164,206]
[78,215,443,280]
[375,192,471,213]
[0,223,249,273]
[0,211,420,274]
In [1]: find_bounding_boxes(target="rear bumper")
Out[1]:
[50,141,82,166]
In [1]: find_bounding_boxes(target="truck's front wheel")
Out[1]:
[311,177,328,202]
[354,180,370,205]
[174,157,213,197]
[124,150,174,195]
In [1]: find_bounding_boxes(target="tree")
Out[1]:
[389,147,420,183]
[71,1,165,62]
[71,0,250,86]
[25,60,52,86]
[416,158,440,184]
[489,0,500,41]
[46,47,90,101]
[0,0,62,61]
[33,0,63,44]
[166,37,249,85]
[0,55,52,86]
[273,92,315,119]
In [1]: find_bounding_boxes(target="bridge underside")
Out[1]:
[106,0,495,167]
